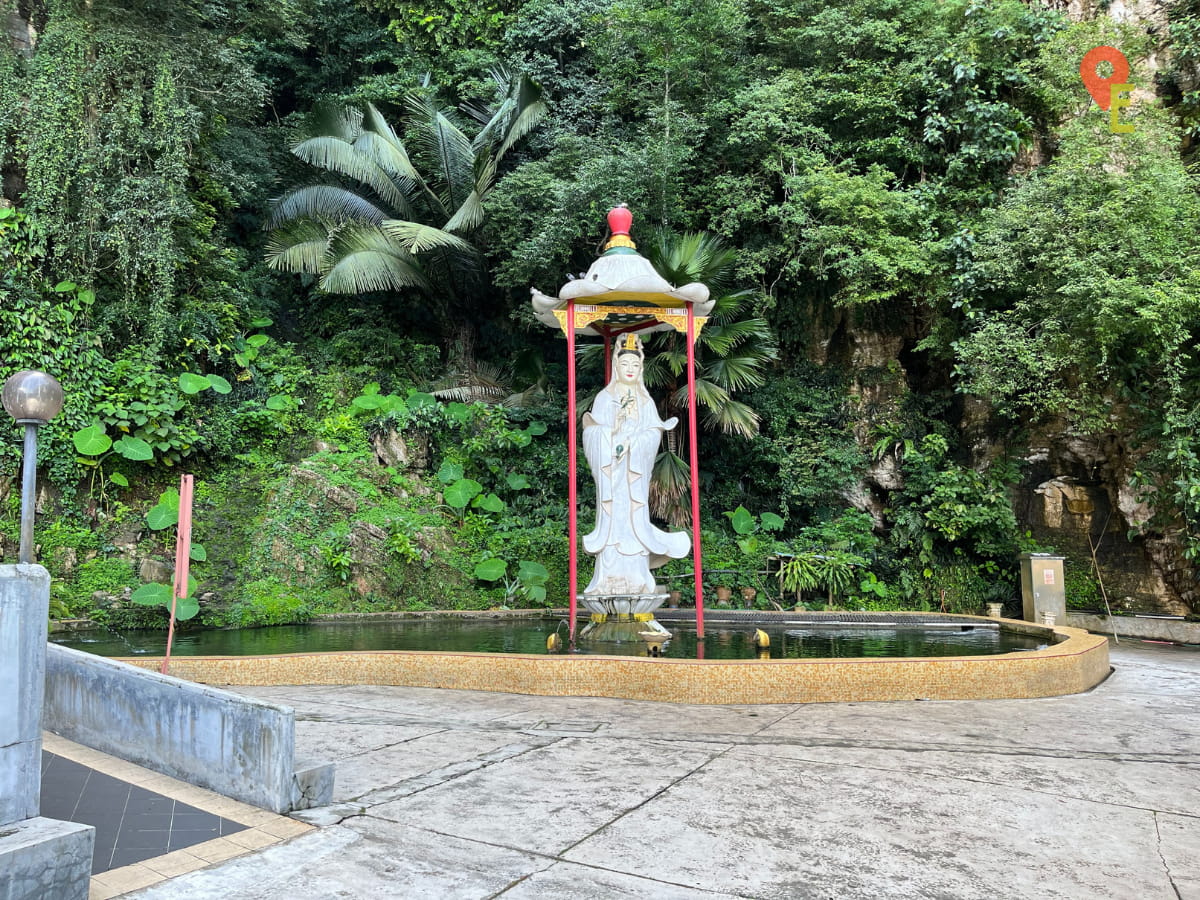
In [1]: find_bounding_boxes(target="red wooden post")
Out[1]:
[603,332,612,377]
[687,303,705,639]
[567,302,578,640]
[162,473,194,675]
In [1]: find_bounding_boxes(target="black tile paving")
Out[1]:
[40,751,248,874]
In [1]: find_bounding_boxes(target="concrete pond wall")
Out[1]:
[1067,612,1200,644]
[44,645,332,814]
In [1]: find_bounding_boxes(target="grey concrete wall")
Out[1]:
[0,565,50,826]
[44,645,332,813]
[0,817,94,900]
[1068,612,1200,644]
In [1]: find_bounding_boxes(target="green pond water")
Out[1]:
[52,619,1048,660]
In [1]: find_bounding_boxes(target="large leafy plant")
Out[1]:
[266,70,546,333]
[639,231,778,525]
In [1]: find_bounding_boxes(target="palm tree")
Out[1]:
[641,231,778,524]
[265,70,546,334]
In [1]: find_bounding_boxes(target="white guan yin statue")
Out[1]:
[581,333,689,605]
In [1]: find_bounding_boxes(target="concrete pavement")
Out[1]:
[128,641,1200,899]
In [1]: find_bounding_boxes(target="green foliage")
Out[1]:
[57,557,138,612]
[131,579,199,622]
[202,580,314,628]
[473,552,550,604]
[0,269,108,487]
[886,435,1024,607]
[1165,0,1200,138]
[954,109,1200,559]
[266,71,546,335]
[777,510,882,607]
[723,505,785,575]
[1065,565,1102,611]
[2,0,1196,621]
[8,0,268,357]
[725,367,865,524]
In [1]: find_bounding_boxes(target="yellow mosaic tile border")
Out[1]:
[114,617,1110,705]
[42,733,313,900]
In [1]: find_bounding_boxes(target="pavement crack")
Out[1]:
[1154,812,1184,900]
[721,734,1200,767]
[724,747,1200,820]
[556,743,735,857]
[483,856,559,898]
[353,735,561,808]
[403,823,751,899]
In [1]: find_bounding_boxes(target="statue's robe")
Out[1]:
[582,382,689,595]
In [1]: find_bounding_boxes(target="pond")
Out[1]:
[52,617,1049,661]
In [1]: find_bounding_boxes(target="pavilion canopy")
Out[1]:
[529,207,712,336]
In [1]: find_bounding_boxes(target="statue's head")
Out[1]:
[616,350,642,384]
[614,333,644,385]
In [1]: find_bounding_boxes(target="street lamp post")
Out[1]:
[2,370,65,564]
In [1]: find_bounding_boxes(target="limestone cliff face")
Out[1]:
[809,0,1197,616]
[1015,430,1191,615]
[831,338,1193,614]
[5,8,35,55]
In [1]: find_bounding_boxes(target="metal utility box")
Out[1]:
[1019,553,1066,624]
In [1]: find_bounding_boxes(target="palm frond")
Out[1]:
[307,102,362,142]
[650,450,692,525]
[264,220,330,275]
[468,96,511,147]
[381,220,476,254]
[654,346,690,383]
[693,379,731,411]
[319,226,429,294]
[705,353,772,392]
[700,318,776,356]
[267,185,389,229]
[494,78,547,161]
[703,398,761,438]
[574,342,606,377]
[709,288,758,321]
[669,379,730,412]
[432,361,510,404]
[467,69,546,160]
[647,231,737,290]
[407,95,475,212]
[640,348,676,390]
[291,136,411,213]
[359,103,422,181]
[444,190,486,233]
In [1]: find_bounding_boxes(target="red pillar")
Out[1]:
[686,304,705,639]
[567,302,578,640]
[603,332,612,377]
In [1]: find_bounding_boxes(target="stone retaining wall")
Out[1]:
[1067,612,1200,644]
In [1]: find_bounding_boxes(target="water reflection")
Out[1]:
[53,619,1046,660]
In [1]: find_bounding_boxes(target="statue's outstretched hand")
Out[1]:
[662,416,679,430]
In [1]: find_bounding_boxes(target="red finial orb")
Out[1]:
[607,204,632,237]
